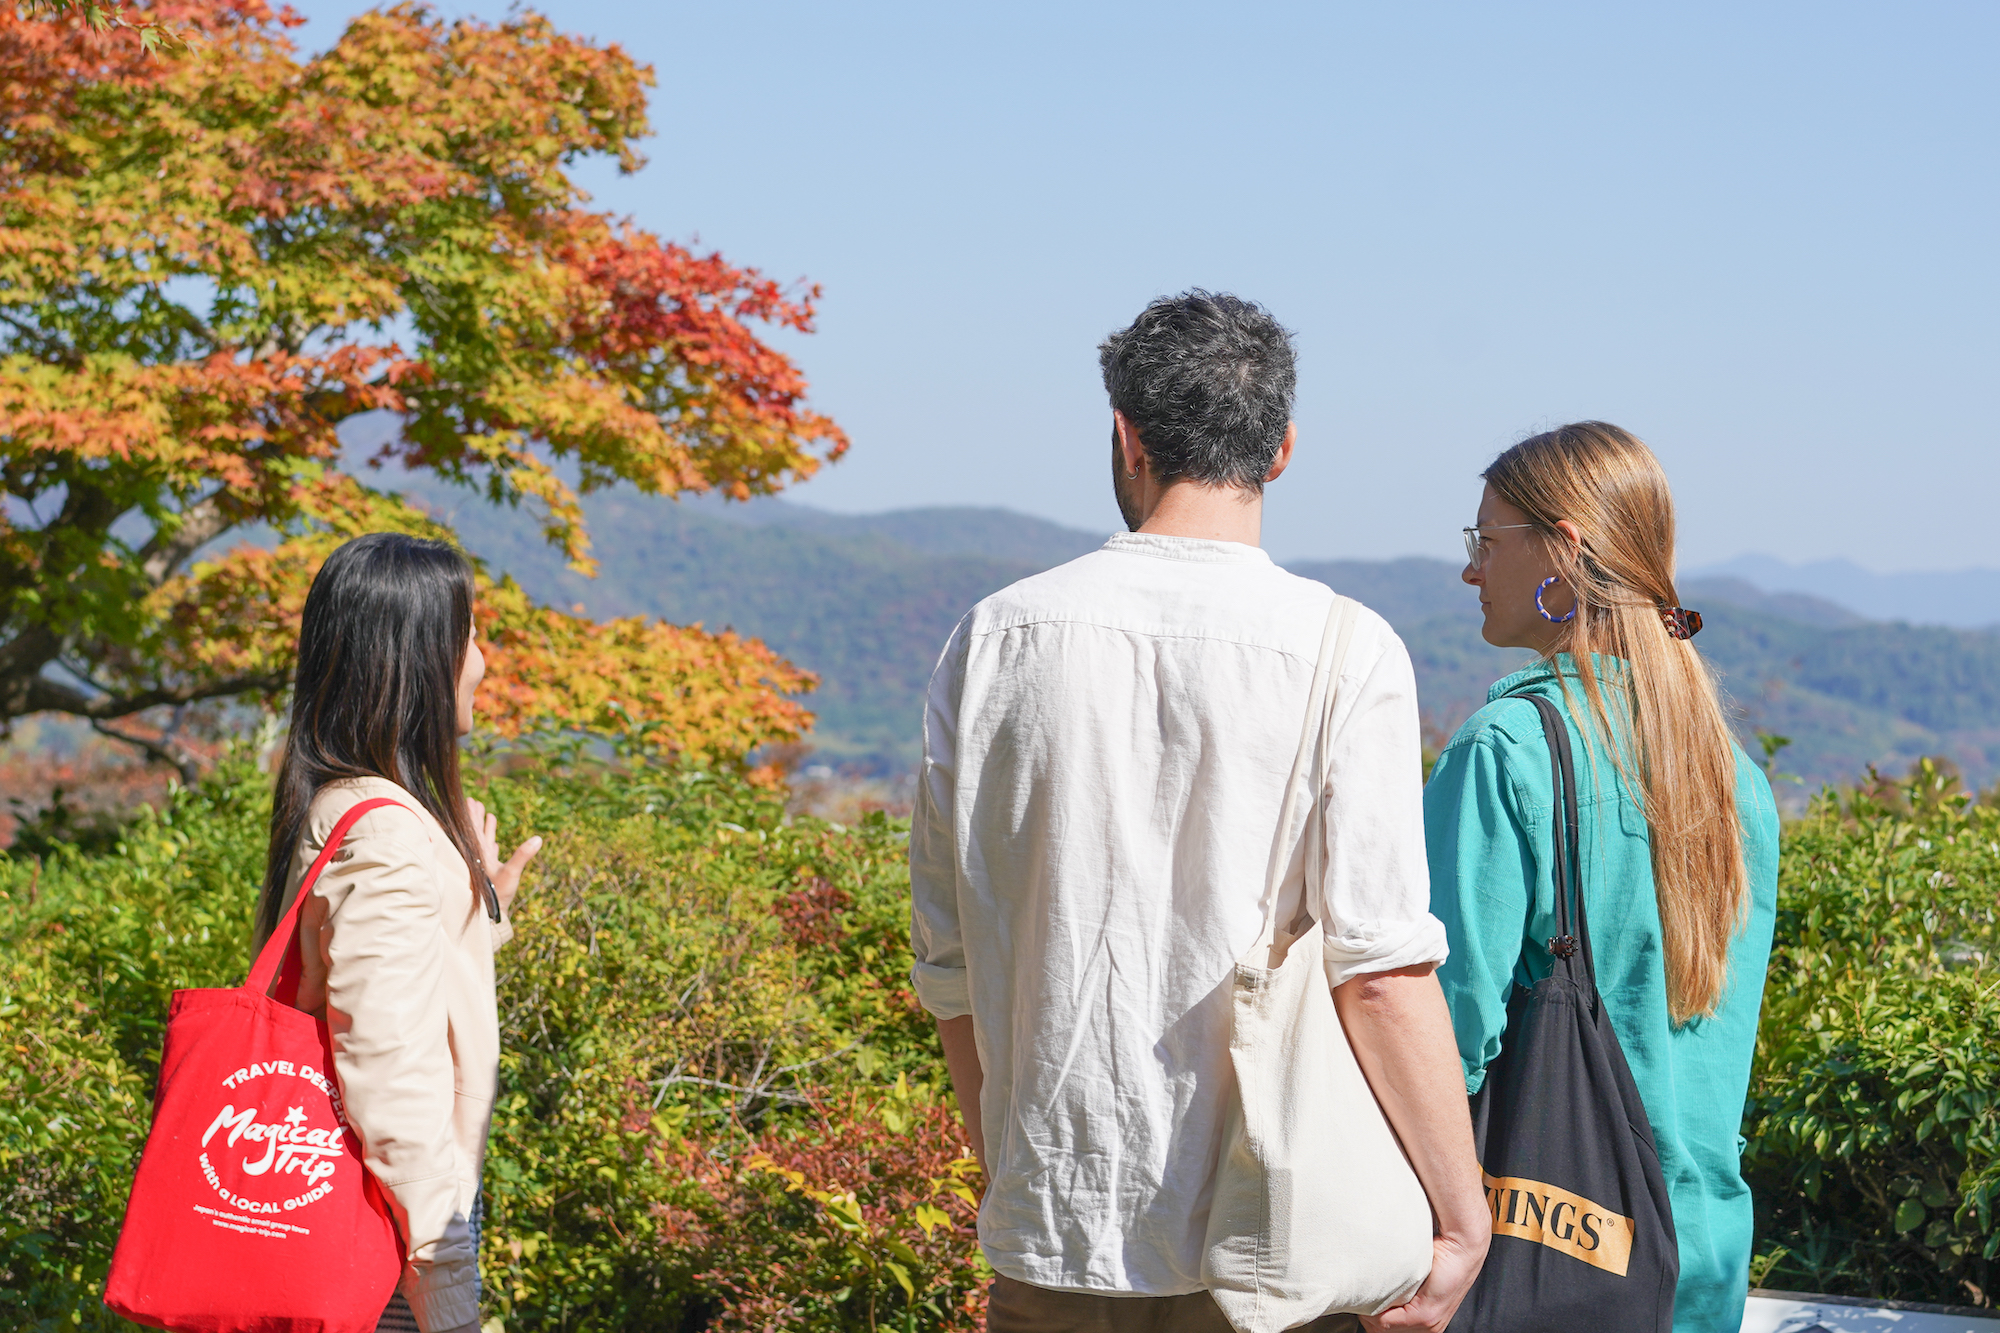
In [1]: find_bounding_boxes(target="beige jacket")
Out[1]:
[272,776,511,1332]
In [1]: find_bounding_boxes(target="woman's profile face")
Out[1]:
[1463,483,1574,651]
[455,630,485,737]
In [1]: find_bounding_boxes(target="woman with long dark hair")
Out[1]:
[256,533,542,1333]
[1427,423,1780,1332]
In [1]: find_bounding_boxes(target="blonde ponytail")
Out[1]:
[1485,422,1746,1024]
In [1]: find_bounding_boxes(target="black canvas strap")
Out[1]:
[1507,691,1594,984]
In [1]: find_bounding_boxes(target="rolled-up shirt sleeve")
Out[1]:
[1315,621,1451,989]
[910,619,973,1019]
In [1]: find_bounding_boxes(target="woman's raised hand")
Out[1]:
[466,796,542,916]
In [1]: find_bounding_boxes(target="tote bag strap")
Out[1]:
[1256,594,1359,959]
[1504,692,1595,984]
[244,796,410,998]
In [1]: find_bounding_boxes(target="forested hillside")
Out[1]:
[433,489,1093,767]
[402,468,2000,790]
[1287,561,2000,789]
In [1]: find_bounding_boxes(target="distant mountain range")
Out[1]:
[1291,559,2000,794]
[388,465,2000,795]
[1688,554,2000,630]
[428,487,1098,770]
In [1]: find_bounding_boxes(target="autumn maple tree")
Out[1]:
[20,0,180,53]
[0,0,846,772]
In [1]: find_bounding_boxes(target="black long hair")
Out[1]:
[256,532,484,945]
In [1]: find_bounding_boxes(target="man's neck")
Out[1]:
[1135,481,1264,547]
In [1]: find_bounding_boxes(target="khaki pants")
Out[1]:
[986,1273,1363,1333]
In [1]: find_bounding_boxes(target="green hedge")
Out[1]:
[0,753,982,1331]
[1746,760,2000,1307]
[6,752,1999,1325]
[0,764,260,1327]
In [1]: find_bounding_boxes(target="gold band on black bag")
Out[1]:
[1446,692,1680,1333]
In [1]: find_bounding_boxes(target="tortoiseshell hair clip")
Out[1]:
[1659,606,1703,640]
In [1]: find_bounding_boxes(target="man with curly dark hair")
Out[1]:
[910,292,1488,1332]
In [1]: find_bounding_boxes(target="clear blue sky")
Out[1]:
[287,1,2000,571]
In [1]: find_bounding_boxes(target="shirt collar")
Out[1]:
[1101,532,1274,565]
[1485,652,1629,703]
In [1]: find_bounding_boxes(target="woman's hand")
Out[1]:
[467,796,542,916]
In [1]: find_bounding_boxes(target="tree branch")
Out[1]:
[0,308,78,365]
[0,626,64,715]
[92,709,200,786]
[20,665,290,721]
[138,495,233,585]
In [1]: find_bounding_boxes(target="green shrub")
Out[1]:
[0,751,978,1331]
[470,756,958,1330]
[660,1086,987,1331]
[1746,760,2000,1306]
[0,761,268,1330]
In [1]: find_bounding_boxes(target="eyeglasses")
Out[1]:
[1461,523,1537,571]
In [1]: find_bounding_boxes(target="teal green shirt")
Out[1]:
[1425,658,1779,1333]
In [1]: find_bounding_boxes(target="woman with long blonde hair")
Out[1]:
[1426,422,1780,1332]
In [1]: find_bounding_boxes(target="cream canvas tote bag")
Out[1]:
[1201,594,1436,1333]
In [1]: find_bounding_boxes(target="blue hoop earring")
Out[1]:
[1536,576,1577,624]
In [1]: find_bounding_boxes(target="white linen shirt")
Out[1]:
[909,531,1448,1296]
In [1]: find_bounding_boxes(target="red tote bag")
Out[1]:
[105,798,407,1332]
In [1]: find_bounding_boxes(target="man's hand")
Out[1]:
[1361,1227,1487,1332]
[466,796,542,916]
[1335,963,1490,1333]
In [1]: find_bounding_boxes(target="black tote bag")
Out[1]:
[1447,692,1678,1333]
